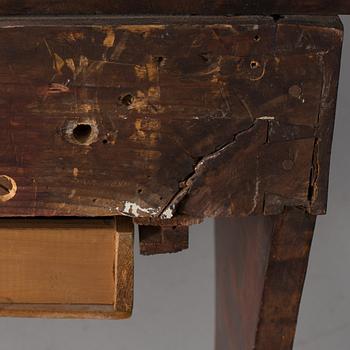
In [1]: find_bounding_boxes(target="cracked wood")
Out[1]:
[0,16,343,220]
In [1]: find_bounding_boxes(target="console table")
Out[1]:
[0,2,349,349]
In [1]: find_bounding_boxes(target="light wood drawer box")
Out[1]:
[0,216,133,319]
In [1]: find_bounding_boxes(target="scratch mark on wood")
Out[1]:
[103,28,115,48]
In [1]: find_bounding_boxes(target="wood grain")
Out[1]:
[0,16,342,221]
[0,217,134,319]
[139,225,189,255]
[0,0,348,15]
[115,216,134,314]
[215,207,316,350]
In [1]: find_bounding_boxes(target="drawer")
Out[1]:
[0,216,133,319]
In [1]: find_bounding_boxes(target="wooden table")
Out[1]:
[0,2,348,349]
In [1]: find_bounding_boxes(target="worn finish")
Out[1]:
[0,216,134,319]
[139,225,189,255]
[115,216,134,314]
[215,207,316,350]
[0,1,349,15]
[0,12,344,345]
[0,16,342,221]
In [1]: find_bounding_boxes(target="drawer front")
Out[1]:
[0,216,133,319]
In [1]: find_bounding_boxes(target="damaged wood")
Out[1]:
[139,225,189,255]
[0,1,349,15]
[0,16,343,220]
[134,215,203,227]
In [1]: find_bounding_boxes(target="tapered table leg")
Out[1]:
[215,207,316,350]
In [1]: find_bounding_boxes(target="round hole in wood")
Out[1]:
[121,94,134,106]
[72,124,93,144]
[64,120,99,146]
[250,60,260,69]
[0,175,17,202]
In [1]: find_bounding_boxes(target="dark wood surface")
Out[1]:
[139,225,189,255]
[215,207,316,350]
[0,16,342,221]
[0,0,349,15]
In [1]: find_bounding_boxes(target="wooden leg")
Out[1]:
[215,207,316,350]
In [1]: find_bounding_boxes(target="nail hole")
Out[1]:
[154,56,164,64]
[72,124,93,144]
[121,94,134,106]
[271,14,285,22]
[250,60,260,69]
[254,35,261,42]
[137,188,143,194]
[0,175,17,202]
[102,139,108,144]
[199,53,211,63]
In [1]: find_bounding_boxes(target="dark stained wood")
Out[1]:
[215,207,316,350]
[134,215,202,227]
[0,16,343,220]
[0,1,348,15]
[139,225,189,255]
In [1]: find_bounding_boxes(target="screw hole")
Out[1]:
[121,94,134,106]
[250,60,260,69]
[102,139,108,144]
[199,53,211,63]
[0,175,17,202]
[254,35,261,42]
[154,56,164,64]
[137,188,143,194]
[271,14,284,22]
[72,124,93,144]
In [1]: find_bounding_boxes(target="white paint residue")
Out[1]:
[161,207,174,219]
[123,201,160,217]
[247,178,260,216]
[252,179,260,212]
[257,116,275,120]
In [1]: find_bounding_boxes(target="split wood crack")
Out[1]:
[159,115,320,218]
[159,119,267,219]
